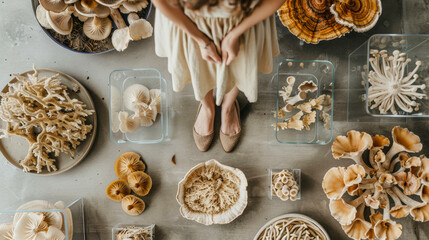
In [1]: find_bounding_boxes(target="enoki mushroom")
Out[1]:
[115,226,153,240]
[258,217,327,240]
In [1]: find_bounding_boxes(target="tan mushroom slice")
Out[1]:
[0,223,13,240]
[127,13,153,40]
[114,152,145,179]
[83,16,112,40]
[74,0,110,18]
[121,195,146,216]
[39,0,68,13]
[46,7,74,35]
[106,179,131,202]
[36,5,52,29]
[122,0,148,12]
[127,171,152,196]
[322,167,347,200]
[95,0,124,7]
[385,126,422,165]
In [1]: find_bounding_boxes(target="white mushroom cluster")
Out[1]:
[0,200,73,240]
[257,217,327,240]
[115,225,153,240]
[272,169,299,201]
[274,76,331,131]
[323,126,429,240]
[36,0,153,51]
[0,67,94,173]
[111,84,161,133]
[368,49,426,115]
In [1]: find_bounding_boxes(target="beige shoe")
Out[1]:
[193,103,214,152]
[220,100,241,153]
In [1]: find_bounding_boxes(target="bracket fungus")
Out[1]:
[323,126,429,240]
[0,67,94,173]
[368,50,426,115]
[330,0,382,32]
[177,159,248,225]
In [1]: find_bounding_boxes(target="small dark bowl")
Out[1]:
[31,0,152,55]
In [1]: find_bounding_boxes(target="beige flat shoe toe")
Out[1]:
[220,100,241,153]
[193,103,214,152]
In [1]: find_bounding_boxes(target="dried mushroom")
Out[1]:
[322,126,429,240]
[115,225,153,240]
[176,159,248,225]
[106,179,131,201]
[271,169,299,201]
[0,223,13,240]
[114,152,145,179]
[0,67,94,173]
[121,195,145,216]
[127,171,152,196]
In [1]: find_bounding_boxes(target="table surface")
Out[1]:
[1,0,429,239]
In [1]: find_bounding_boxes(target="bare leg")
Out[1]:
[221,87,241,135]
[194,89,215,136]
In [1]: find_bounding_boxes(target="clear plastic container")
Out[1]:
[0,198,85,240]
[109,69,169,144]
[268,169,301,201]
[275,60,334,144]
[112,224,155,240]
[348,34,429,120]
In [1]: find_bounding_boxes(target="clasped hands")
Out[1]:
[198,32,239,66]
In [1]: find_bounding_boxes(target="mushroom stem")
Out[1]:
[369,149,378,169]
[387,189,403,207]
[383,197,391,220]
[392,186,421,207]
[389,157,401,173]
[110,8,126,29]
[385,144,403,165]
[359,183,376,190]
[351,155,373,173]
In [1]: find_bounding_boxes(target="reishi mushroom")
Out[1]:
[330,0,382,32]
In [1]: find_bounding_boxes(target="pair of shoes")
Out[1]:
[220,100,241,153]
[193,103,214,152]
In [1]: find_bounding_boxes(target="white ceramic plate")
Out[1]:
[0,69,97,175]
[253,213,330,240]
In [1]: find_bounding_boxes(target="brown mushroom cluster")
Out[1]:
[36,0,153,52]
[106,152,153,216]
[273,76,331,131]
[277,0,382,44]
[0,67,94,173]
[322,126,429,240]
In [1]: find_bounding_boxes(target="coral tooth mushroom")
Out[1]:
[323,126,429,240]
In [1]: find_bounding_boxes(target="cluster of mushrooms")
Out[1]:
[115,225,153,240]
[323,126,429,240]
[367,49,426,115]
[176,159,248,225]
[111,84,161,134]
[0,67,94,173]
[36,0,152,51]
[0,200,72,240]
[271,169,300,201]
[106,152,152,216]
[274,76,331,131]
[277,0,382,43]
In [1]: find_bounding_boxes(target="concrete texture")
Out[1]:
[1,0,429,239]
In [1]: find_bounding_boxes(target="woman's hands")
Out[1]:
[199,40,222,64]
[221,32,240,66]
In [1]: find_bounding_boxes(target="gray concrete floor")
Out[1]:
[1,0,429,239]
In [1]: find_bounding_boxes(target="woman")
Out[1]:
[152,0,282,152]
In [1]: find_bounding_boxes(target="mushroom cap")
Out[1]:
[95,0,124,7]
[46,226,66,240]
[374,219,403,240]
[83,17,112,40]
[332,130,373,160]
[121,195,146,216]
[123,84,150,111]
[410,203,429,222]
[419,155,429,179]
[347,184,362,196]
[112,28,132,51]
[13,200,62,229]
[39,0,68,13]
[390,205,410,219]
[36,5,52,29]
[127,171,152,196]
[298,81,318,93]
[134,103,157,126]
[149,89,161,113]
[392,126,423,154]
[322,167,347,200]
[421,186,429,202]
[176,159,248,225]
[342,218,372,240]
[277,0,352,44]
[118,111,140,133]
[329,199,357,225]
[129,18,153,40]
[344,164,366,186]
[330,0,382,32]
[74,0,110,18]
[46,8,73,35]
[0,223,14,240]
[81,0,99,8]
[372,134,390,150]
[395,172,420,196]
[13,212,47,240]
[122,0,148,12]
[64,0,79,3]
[106,179,131,201]
[114,152,146,179]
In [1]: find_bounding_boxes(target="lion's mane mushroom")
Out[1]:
[368,50,426,115]
[322,126,429,240]
[330,0,382,32]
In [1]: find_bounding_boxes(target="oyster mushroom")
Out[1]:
[367,211,383,240]
[302,111,316,130]
[123,84,150,111]
[389,152,411,173]
[329,193,367,225]
[134,103,157,126]
[322,167,347,200]
[36,5,52,29]
[121,195,145,216]
[385,126,422,165]
[332,130,373,171]
[114,152,145,178]
[40,0,68,12]
[421,185,429,203]
[46,6,74,35]
[386,189,410,219]
[74,0,110,18]
[13,200,62,230]
[127,13,153,41]
[127,171,152,196]
[341,204,372,240]
[83,16,112,40]
[122,0,148,12]
[298,80,318,93]
[286,111,304,131]
[95,0,124,7]
[118,111,140,133]
[344,164,366,186]
[46,226,66,240]
[330,0,382,32]
[149,89,161,113]
[395,172,420,195]
[320,111,331,130]
[0,223,13,240]
[13,212,47,240]
[374,199,403,240]
[369,134,390,169]
[392,186,429,222]
[106,179,131,201]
